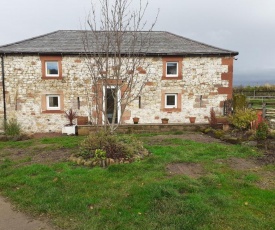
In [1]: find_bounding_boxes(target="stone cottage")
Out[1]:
[0,30,238,133]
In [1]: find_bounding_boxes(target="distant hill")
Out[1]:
[234,79,275,86]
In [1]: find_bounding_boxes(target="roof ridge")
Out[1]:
[166,31,238,54]
[47,30,168,33]
[0,30,61,48]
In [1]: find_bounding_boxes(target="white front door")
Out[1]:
[103,86,121,124]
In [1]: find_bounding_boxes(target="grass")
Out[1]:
[247,98,275,109]
[0,134,275,229]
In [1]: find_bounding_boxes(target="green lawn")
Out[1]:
[0,135,274,230]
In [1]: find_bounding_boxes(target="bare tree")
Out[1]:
[82,0,158,133]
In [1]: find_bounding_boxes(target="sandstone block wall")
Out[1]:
[126,56,231,124]
[0,55,233,133]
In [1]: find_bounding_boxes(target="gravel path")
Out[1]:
[0,196,54,230]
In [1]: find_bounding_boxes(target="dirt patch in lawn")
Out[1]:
[216,157,275,190]
[32,132,63,139]
[216,157,260,171]
[2,147,74,166]
[256,151,275,165]
[256,171,275,190]
[146,133,224,146]
[29,148,73,165]
[166,162,205,178]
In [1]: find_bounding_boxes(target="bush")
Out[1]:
[208,108,217,127]
[256,122,269,140]
[77,131,148,162]
[213,130,225,139]
[233,94,247,112]
[229,109,257,130]
[64,108,77,126]
[4,118,21,136]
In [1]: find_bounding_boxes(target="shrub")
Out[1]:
[4,118,21,136]
[94,149,106,159]
[213,130,225,139]
[229,109,257,130]
[208,108,217,127]
[256,122,269,140]
[64,108,77,126]
[233,94,247,112]
[77,131,148,162]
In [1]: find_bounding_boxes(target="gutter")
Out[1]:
[1,55,7,122]
[1,51,239,57]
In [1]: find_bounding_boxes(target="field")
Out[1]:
[0,133,275,230]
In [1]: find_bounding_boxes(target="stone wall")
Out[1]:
[126,56,231,124]
[77,123,211,135]
[0,55,233,133]
[0,55,93,132]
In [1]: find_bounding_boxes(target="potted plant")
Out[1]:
[133,117,140,124]
[62,108,77,135]
[161,118,169,124]
[189,117,196,123]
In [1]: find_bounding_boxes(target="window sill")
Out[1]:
[42,76,63,80]
[42,110,64,114]
[162,75,182,80]
[162,108,181,112]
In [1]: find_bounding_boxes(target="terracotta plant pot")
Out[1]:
[189,117,196,123]
[161,118,169,124]
[133,117,139,124]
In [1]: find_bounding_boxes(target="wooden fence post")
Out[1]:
[262,102,266,119]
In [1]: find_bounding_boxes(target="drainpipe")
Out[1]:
[1,55,7,122]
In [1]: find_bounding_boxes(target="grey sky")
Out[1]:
[1,0,274,85]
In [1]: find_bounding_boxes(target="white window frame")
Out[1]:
[166,62,178,77]
[165,94,177,108]
[45,61,59,77]
[46,95,60,110]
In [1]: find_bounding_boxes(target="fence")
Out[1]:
[229,91,275,121]
[234,90,275,97]
[262,102,275,119]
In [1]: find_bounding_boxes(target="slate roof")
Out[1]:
[0,30,238,56]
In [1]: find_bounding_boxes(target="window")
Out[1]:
[162,57,183,80]
[166,62,178,76]
[41,91,64,113]
[46,61,59,76]
[46,95,60,110]
[161,90,182,112]
[40,56,62,79]
[165,94,177,108]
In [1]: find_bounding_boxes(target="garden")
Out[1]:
[0,91,275,229]
[0,129,275,229]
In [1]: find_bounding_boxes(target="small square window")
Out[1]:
[165,94,177,108]
[46,95,60,110]
[162,58,182,80]
[46,61,59,76]
[166,62,178,76]
[40,56,62,79]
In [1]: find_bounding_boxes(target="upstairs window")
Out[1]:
[165,94,177,108]
[46,95,60,110]
[166,62,178,77]
[46,61,59,76]
[40,56,62,79]
[162,57,183,80]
